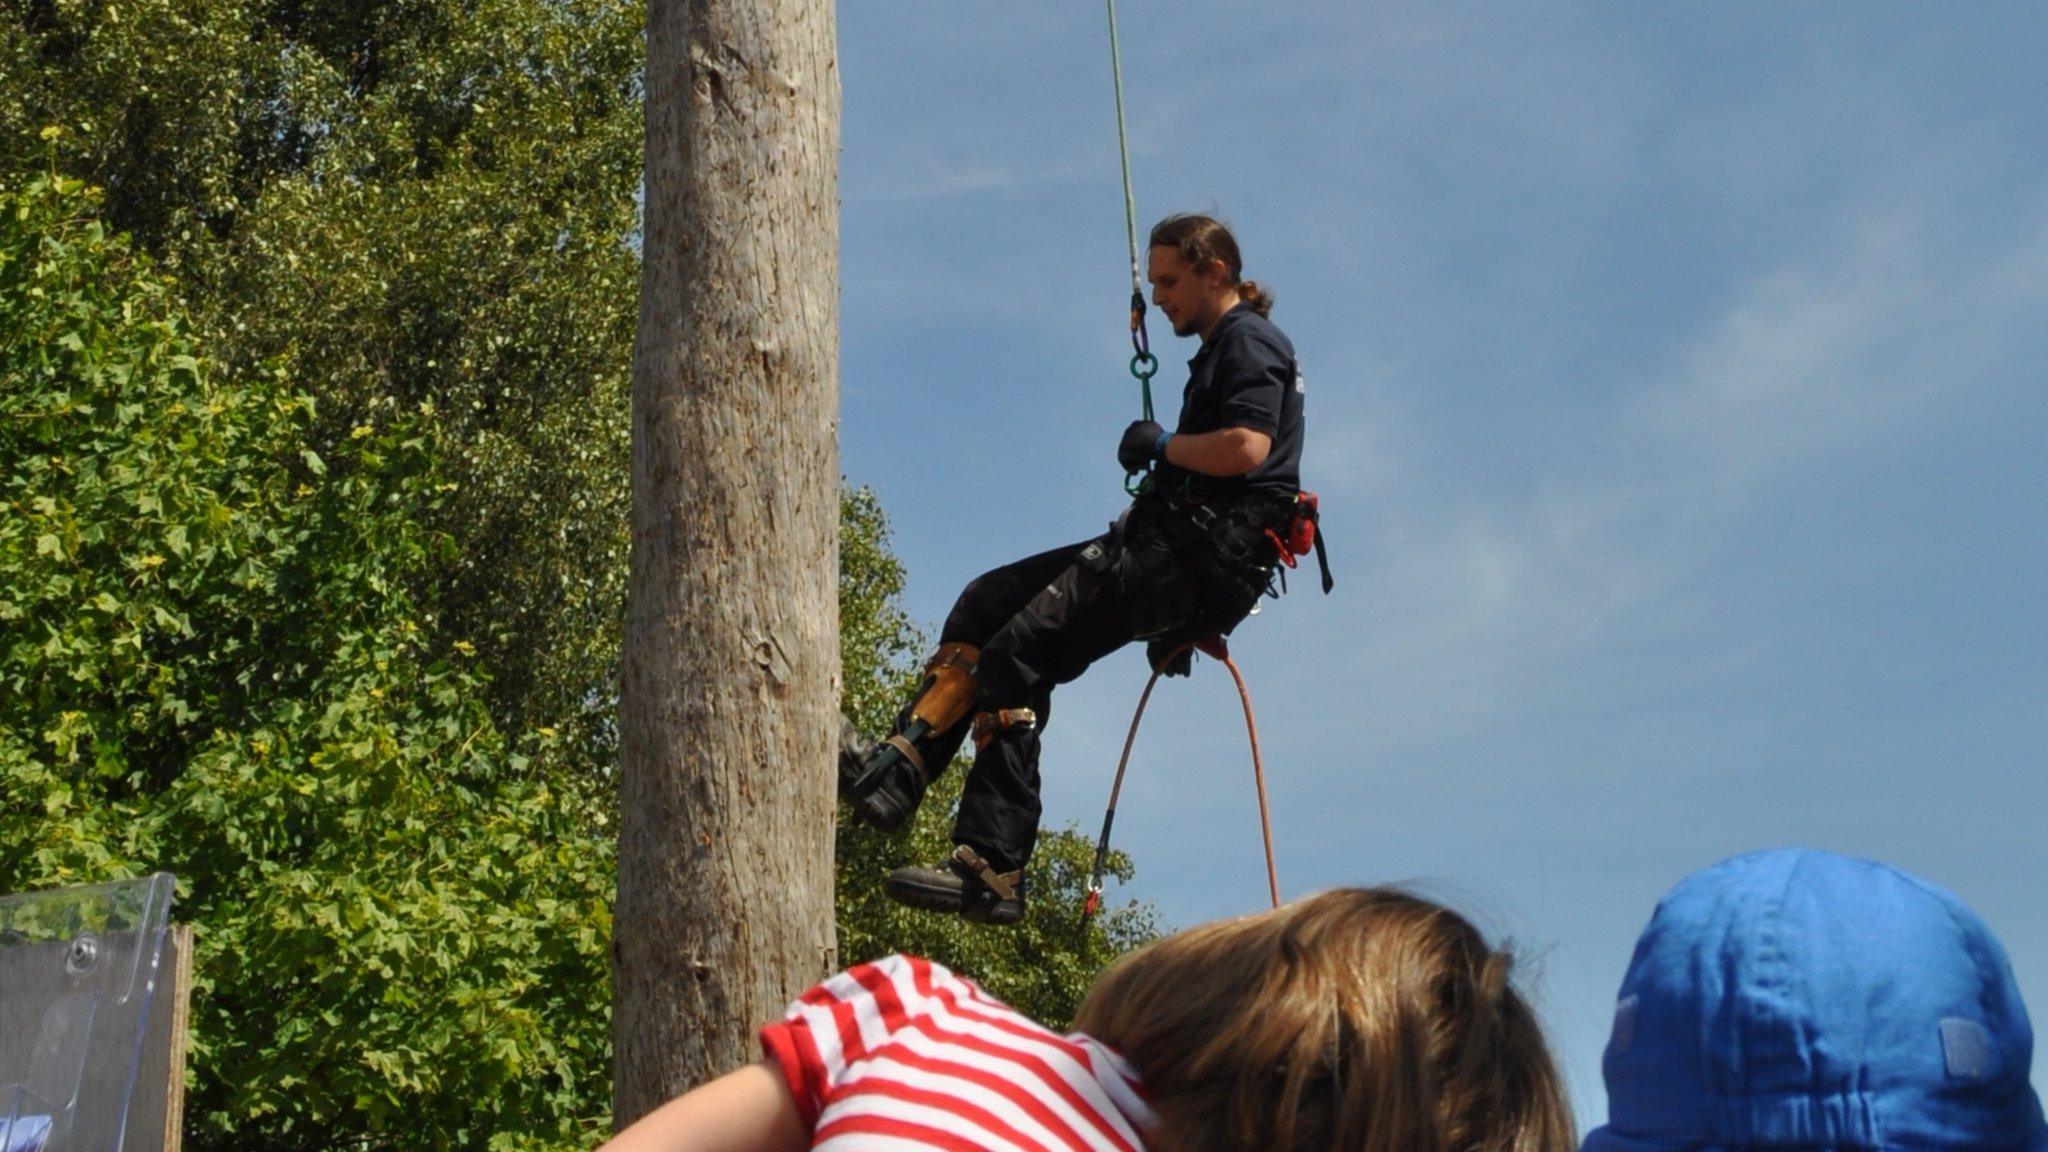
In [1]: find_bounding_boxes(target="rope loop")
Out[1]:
[1081,642,1281,924]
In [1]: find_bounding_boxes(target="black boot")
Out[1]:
[851,751,926,832]
[883,845,1026,925]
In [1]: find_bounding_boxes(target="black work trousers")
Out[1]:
[895,502,1268,872]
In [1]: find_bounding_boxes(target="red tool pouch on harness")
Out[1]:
[1266,491,1335,594]
[1287,492,1320,557]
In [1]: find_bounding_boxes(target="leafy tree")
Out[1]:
[1,171,612,1151]
[0,171,1150,1144]
[3,0,645,770]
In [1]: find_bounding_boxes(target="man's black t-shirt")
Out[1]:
[1151,303,1304,499]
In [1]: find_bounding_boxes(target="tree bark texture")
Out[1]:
[614,0,838,1128]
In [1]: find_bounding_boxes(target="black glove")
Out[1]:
[1117,419,1168,473]
[1146,639,1192,678]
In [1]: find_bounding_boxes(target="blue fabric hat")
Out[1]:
[1583,849,2047,1152]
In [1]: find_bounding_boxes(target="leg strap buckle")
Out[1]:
[970,707,1038,749]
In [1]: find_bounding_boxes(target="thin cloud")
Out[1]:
[1298,170,2048,753]
[1637,185,2048,501]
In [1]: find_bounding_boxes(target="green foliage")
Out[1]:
[176,9,644,755]
[3,0,1160,1141]
[0,0,264,242]
[834,490,1159,1029]
[5,0,645,770]
[0,168,1153,1146]
[0,173,612,1151]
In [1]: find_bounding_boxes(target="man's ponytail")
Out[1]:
[1236,278,1274,317]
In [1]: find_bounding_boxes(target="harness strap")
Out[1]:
[881,734,927,782]
[926,642,978,676]
[951,845,1020,902]
[1263,528,1298,569]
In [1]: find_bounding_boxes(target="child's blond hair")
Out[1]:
[1073,887,1574,1152]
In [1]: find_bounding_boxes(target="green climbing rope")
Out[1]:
[1108,0,1159,496]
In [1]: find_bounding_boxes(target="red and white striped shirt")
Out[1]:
[759,954,1156,1152]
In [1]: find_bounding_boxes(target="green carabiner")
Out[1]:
[1123,351,1161,495]
[1130,351,1158,421]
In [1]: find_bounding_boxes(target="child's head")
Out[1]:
[1582,848,2047,1152]
[1073,886,1575,1152]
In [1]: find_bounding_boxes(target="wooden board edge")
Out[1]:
[162,924,192,1152]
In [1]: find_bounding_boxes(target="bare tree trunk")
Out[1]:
[614,0,838,1128]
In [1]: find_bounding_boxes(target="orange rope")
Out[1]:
[1082,641,1279,923]
[1220,652,1281,909]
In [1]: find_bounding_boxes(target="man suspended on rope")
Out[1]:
[839,213,1321,925]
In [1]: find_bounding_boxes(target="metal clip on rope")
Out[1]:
[1124,290,1160,496]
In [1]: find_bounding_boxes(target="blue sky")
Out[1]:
[835,3,2048,1122]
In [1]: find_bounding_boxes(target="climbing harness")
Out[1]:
[1081,637,1280,924]
[1151,486,1336,601]
[1105,0,1160,495]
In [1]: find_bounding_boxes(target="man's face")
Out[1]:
[1147,246,1230,339]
